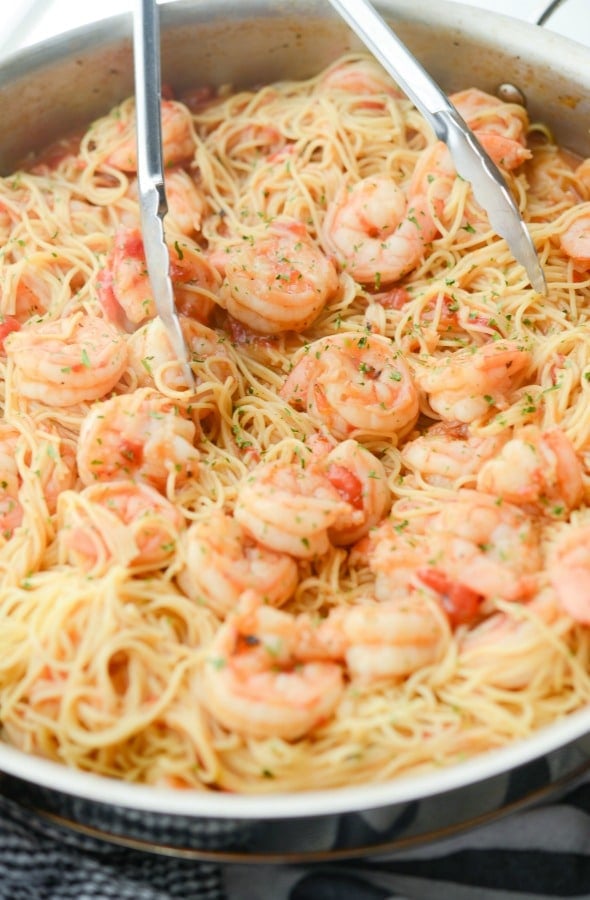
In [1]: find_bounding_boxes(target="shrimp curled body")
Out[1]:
[323,176,437,285]
[58,480,185,574]
[299,597,448,683]
[321,439,392,545]
[5,314,128,408]
[199,594,344,740]
[281,332,419,440]
[175,511,298,618]
[219,218,338,334]
[76,389,199,491]
[416,339,531,423]
[560,209,590,272]
[476,425,584,516]
[234,459,356,559]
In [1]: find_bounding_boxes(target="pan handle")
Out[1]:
[530,0,571,26]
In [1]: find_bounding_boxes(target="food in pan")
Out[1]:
[1,53,590,793]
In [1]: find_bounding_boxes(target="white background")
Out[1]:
[0,0,589,58]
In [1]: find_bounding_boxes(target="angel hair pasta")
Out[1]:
[1,53,590,793]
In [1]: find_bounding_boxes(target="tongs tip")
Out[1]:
[530,266,548,296]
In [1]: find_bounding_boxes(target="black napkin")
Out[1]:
[2,775,590,900]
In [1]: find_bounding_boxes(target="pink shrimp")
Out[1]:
[76,389,199,491]
[5,313,128,407]
[320,439,392,545]
[415,339,532,423]
[234,458,356,560]
[297,595,448,683]
[320,56,403,106]
[126,316,232,394]
[450,88,532,170]
[58,480,185,574]
[219,217,338,334]
[368,490,541,624]
[175,511,298,618]
[560,208,590,272]
[98,226,219,331]
[125,168,207,237]
[199,592,344,740]
[547,520,590,624]
[280,331,419,440]
[401,422,508,488]
[323,176,438,285]
[476,424,584,516]
[106,100,196,172]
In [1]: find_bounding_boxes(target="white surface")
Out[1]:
[0,0,589,55]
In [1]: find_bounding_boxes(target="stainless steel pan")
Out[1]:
[1,0,590,862]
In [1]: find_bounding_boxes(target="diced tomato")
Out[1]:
[325,463,363,509]
[374,286,411,309]
[119,439,143,468]
[0,317,20,352]
[417,567,482,627]
[117,228,145,261]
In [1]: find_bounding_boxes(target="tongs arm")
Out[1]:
[328,0,547,295]
[133,0,195,388]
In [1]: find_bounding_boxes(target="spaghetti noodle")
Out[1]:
[1,53,590,793]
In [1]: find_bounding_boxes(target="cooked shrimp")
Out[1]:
[320,57,402,103]
[401,422,508,488]
[106,100,196,172]
[280,332,419,440]
[98,226,219,331]
[127,316,231,393]
[365,519,481,627]
[299,596,448,683]
[175,511,298,618]
[0,316,20,351]
[125,168,207,237]
[415,339,532,423]
[474,133,532,171]
[560,209,590,271]
[5,313,128,407]
[451,88,528,143]
[76,388,199,491]
[219,217,338,334]
[320,439,392,545]
[199,592,344,740]
[477,425,584,516]
[58,480,185,574]
[458,588,568,689]
[370,489,540,627]
[323,176,437,285]
[424,489,541,603]
[407,138,519,239]
[162,168,207,236]
[547,520,590,624]
[0,425,76,539]
[234,459,356,559]
[450,88,531,170]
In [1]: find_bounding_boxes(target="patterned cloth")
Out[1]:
[1,777,590,900]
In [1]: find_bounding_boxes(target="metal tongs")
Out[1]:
[328,0,547,295]
[133,0,195,388]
